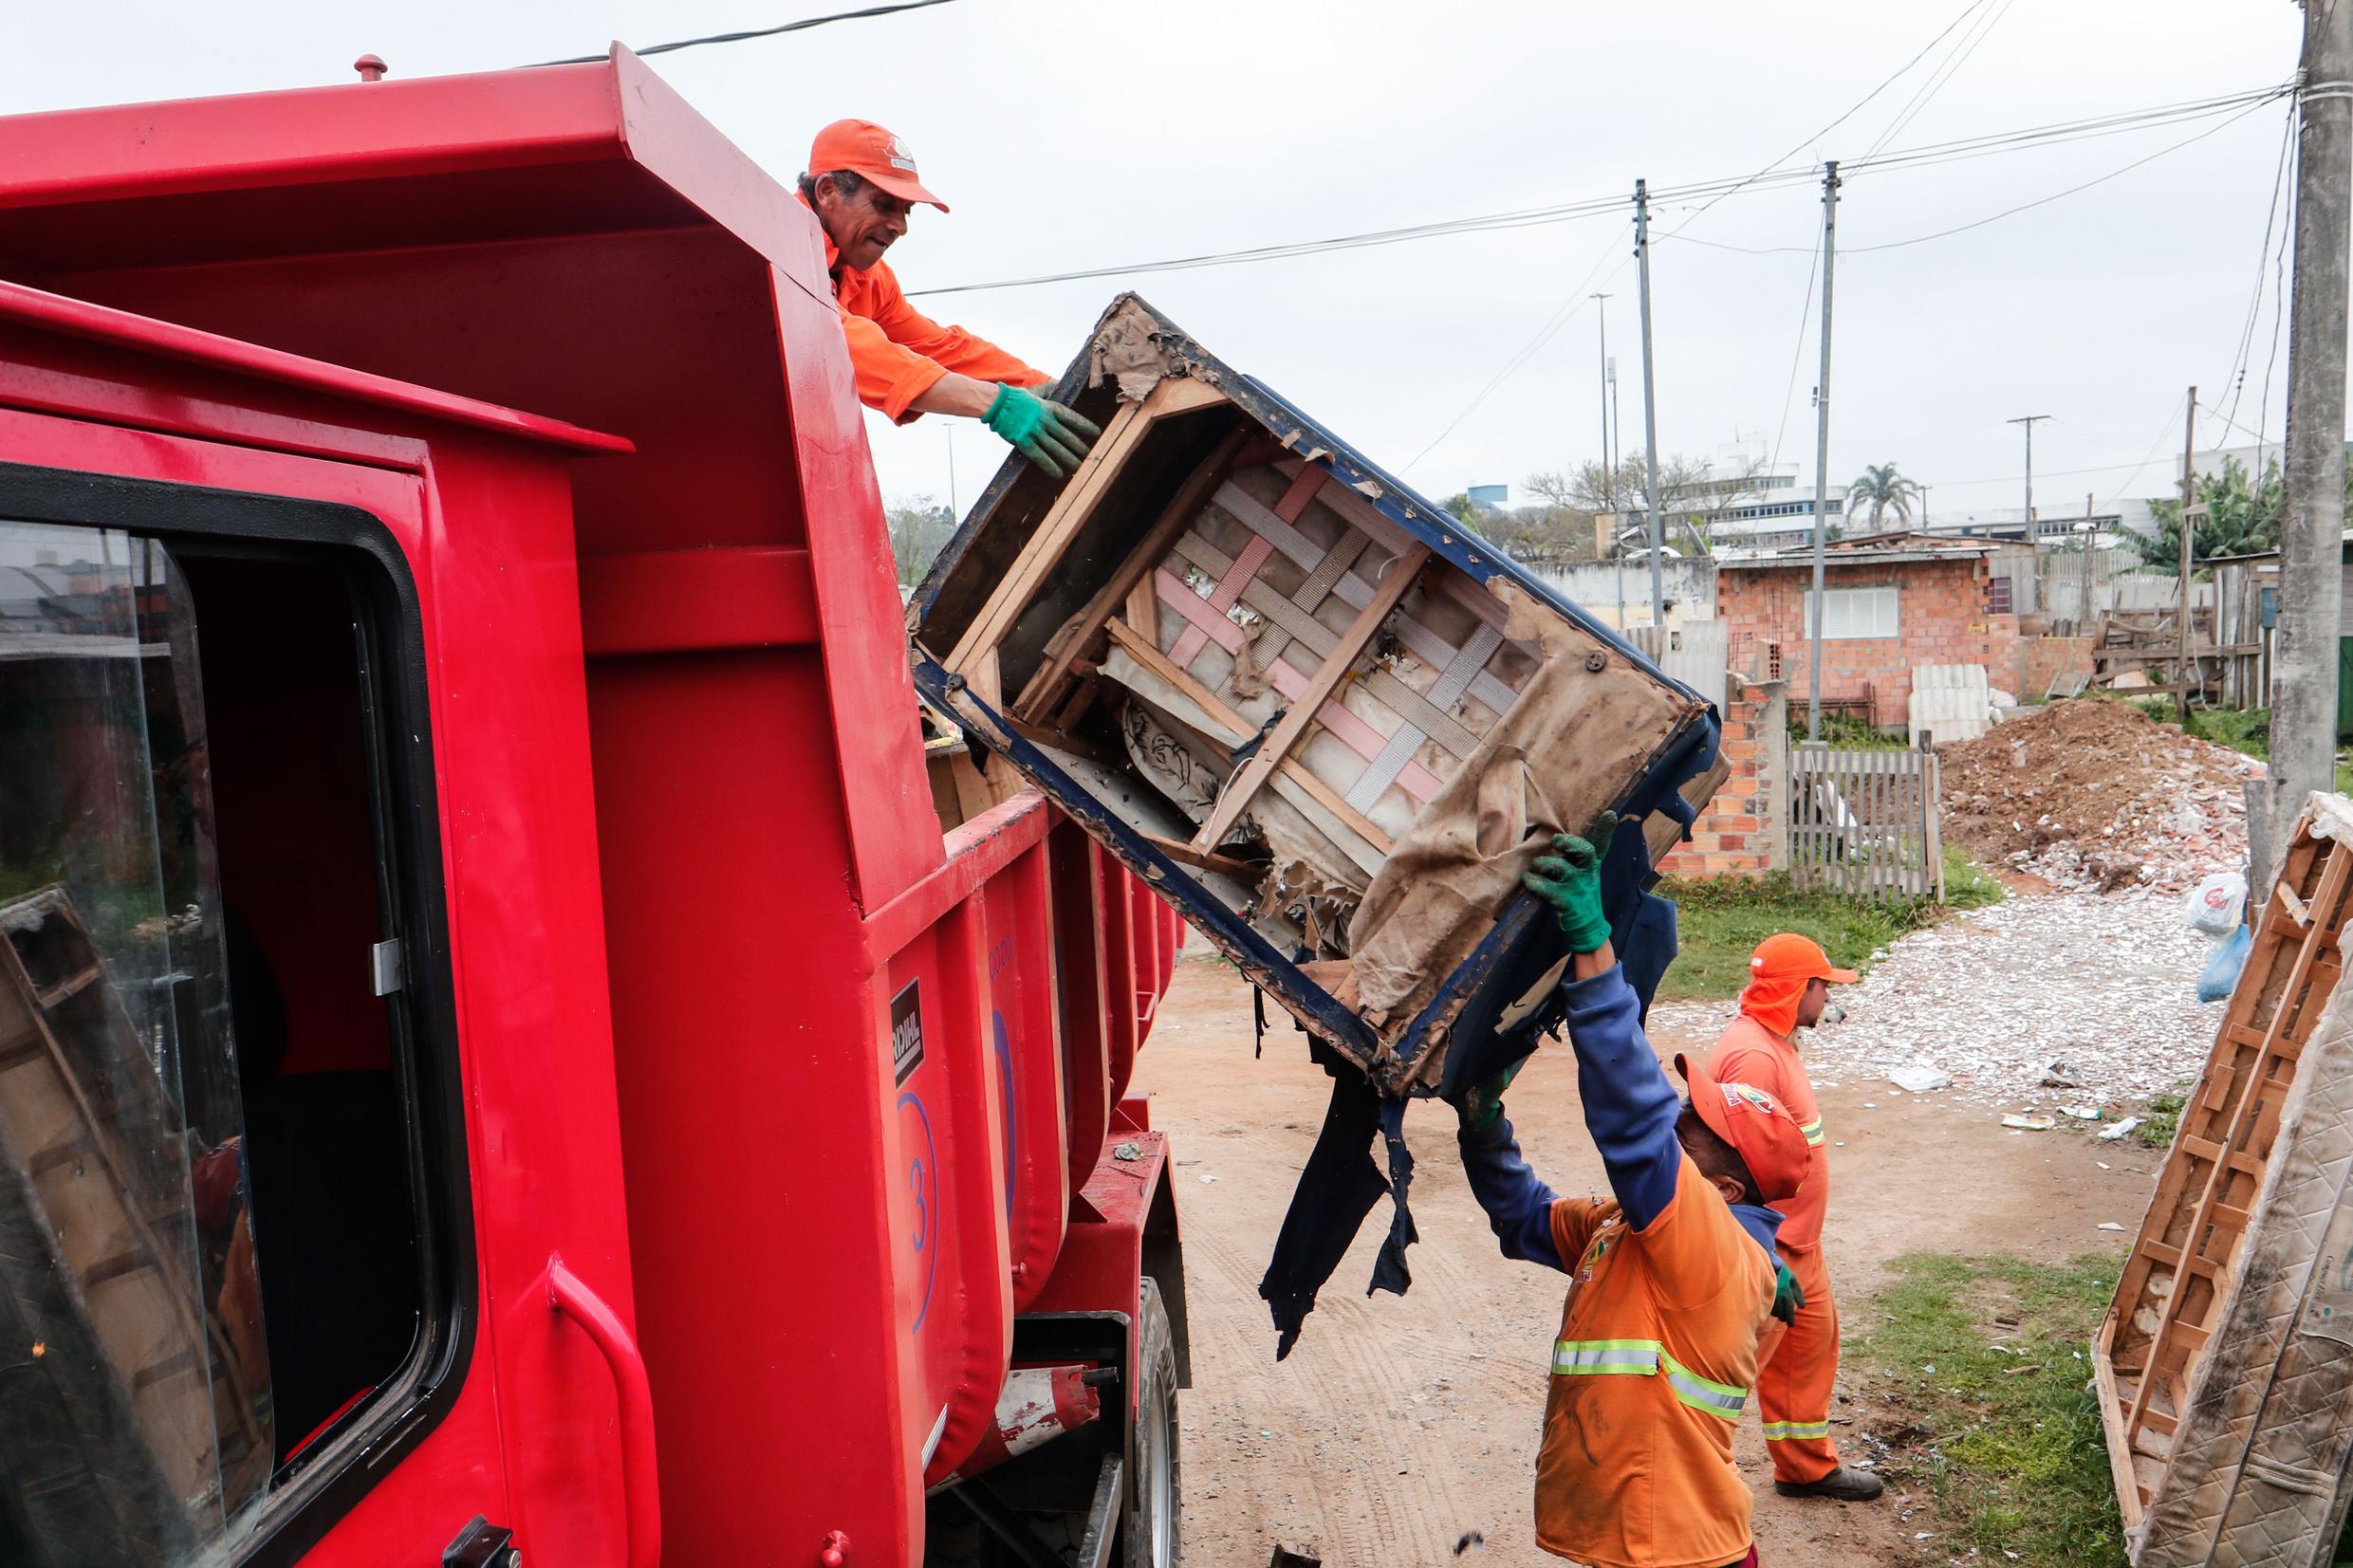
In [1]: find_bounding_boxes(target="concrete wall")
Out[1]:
[1532,555,1716,630]
[1658,675,1788,880]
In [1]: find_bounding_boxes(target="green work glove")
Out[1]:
[983,383,1102,478]
[1450,1059,1527,1134]
[1522,810,1619,954]
[1772,1259,1807,1326]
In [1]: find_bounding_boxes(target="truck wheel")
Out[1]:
[1123,1277,1181,1568]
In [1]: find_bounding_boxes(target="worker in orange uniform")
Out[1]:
[1706,932,1884,1503]
[798,119,1100,477]
[1453,814,1814,1568]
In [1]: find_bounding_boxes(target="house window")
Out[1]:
[0,502,457,1565]
[1987,577,2014,616]
[1805,584,1900,640]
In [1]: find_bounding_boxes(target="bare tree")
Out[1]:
[1527,451,1773,556]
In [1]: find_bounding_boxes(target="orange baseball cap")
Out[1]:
[1674,1053,1812,1204]
[806,119,948,212]
[1748,932,1858,986]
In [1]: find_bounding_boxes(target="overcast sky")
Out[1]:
[4,1,2314,524]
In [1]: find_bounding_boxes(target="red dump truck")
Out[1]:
[0,43,1722,1568]
[0,47,1191,1568]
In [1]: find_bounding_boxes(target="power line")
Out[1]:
[908,83,2288,297]
[527,0,961,66]
[1399,238,1629,473]
[2220,101,2298,440]
[1666,0,1995,233]
[1856,0,2017,163]
[1663,94,2281,257]
[1767,229,1824,478]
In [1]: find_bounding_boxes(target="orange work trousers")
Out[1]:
[1755,1241,1841,1484]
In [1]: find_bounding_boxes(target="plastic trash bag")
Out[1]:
[2198,924,2253,1004]
[2185,872,2249,941]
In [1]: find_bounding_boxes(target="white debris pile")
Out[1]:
[1649,892,2217,1107]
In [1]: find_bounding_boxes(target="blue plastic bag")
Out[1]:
[2198,925,2253,1005]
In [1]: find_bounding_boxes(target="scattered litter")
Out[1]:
[2099,1117,2143,1141]
[2097,1161,2112,1170]
[2042,1059,2083,1089]
[1199,1173,1219,1184]
[1452,1533,1485,1556]
[2002,1115,2056,1132]
[1889,1061,1952,1094]
[1862,1102,1877,1109]
[2063,1106,2103,1120]
[1113,1141,1144,1162]
[2097,1222,2128,1231]
[2000,1364,2044,1377]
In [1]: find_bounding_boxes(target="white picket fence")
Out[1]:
[1790,743,1945,903]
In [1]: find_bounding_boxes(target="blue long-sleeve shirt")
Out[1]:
[1458,963,1783,1268]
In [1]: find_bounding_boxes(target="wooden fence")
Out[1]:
[1789,743,1945,903]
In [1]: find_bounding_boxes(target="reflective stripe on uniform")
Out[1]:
[1762,1419,1833,1440]
[1660,1352,1749,1420]
[1800,1116,1825,1148]
[1552,1338,1661,1375]
[1552,1340,1751,1419]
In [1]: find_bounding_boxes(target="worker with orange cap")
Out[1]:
[1706,932,1884,1503]
[1451,815,1814,1567]
[798,119,1100,476]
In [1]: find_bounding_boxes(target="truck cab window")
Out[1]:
[0,520,429,1567]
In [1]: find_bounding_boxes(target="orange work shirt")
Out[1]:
[801,196,1048,424]
[1709,1015,1828,1251]
[1535,1152,1777,1568]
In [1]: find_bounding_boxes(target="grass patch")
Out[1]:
[2136,1089,2187,1151]
[2121,699,2353,792]
[1852,1253,2125,1567]
[1657,850,2003,1003]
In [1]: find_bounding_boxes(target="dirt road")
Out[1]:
[1137,942,2162,1567]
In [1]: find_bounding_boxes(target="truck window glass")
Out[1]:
[0,520,426,1566]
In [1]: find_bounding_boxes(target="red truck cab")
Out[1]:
[0,47,1185,1568]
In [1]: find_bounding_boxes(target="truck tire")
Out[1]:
[1123,1277,1181,1568]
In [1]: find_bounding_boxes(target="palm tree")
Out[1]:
[1847,462,1922,532]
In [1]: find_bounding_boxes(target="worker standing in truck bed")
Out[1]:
[1707,933,1884,1504]
[797,119,1100,478]
[1451,815,1812,1568]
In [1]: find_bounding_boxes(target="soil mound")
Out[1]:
[1938,699,2258,893]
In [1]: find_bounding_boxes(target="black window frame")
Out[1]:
[0,460,477,1568]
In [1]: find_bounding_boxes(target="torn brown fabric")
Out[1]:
[1343,647,1685,1049]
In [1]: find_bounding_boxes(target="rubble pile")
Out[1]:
[1938,699,2258,894]
[1650,891,2218,1107]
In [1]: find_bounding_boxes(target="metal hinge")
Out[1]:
[443,1514,519,1568]
[371,938,406,997]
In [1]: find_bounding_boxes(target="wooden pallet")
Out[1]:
[2094,796,2353,1532]
[0,887,270,1556]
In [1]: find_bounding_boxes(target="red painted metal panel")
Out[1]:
[1047,824,1114,1203]
[0,338,643,1564]
[978,847,1071,1312]
[0,50,1201,1563]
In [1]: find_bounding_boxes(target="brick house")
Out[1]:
[1717,534,2024,725]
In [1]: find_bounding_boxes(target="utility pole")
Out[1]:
[2274,0,2353,876]
[2178,388,2198,725]
[1807,161,1840,741]
[1594,291,1622,624]
[2081,492,2097,631]
[1634,180,1667,634]
[2008,414,2051,539]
